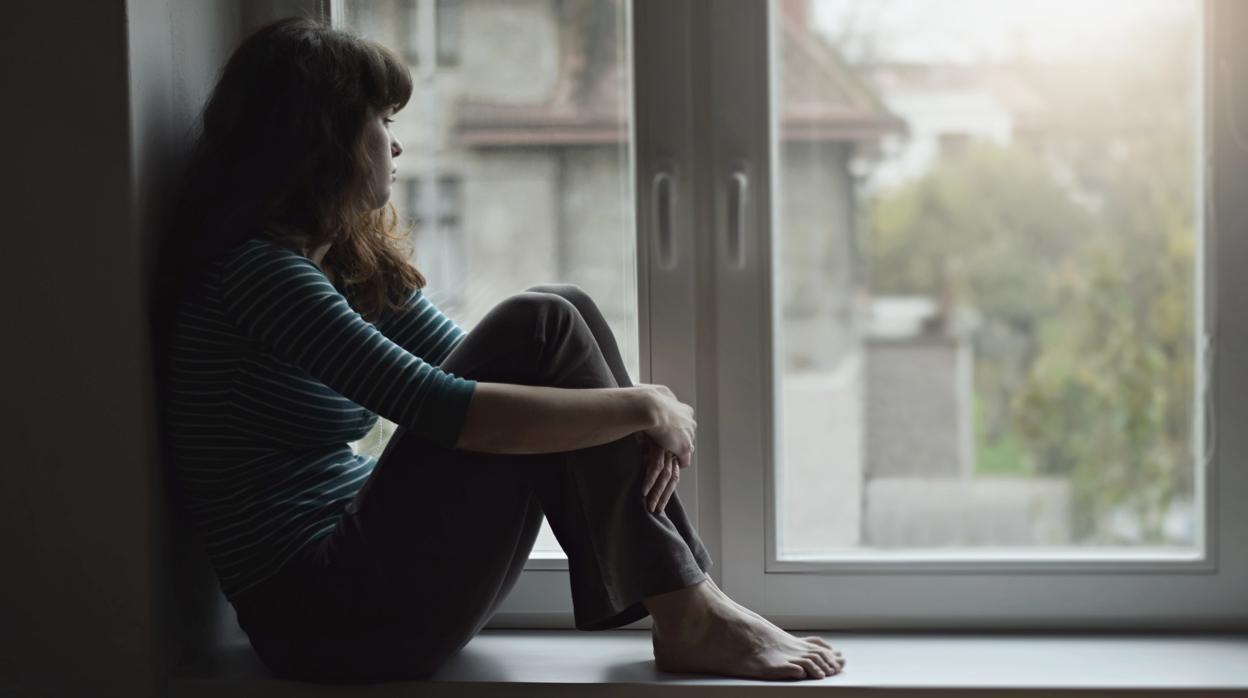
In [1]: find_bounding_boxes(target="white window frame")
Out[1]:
[324,0,1248,630]
[710,0,1248,629]
[485,0,708,628]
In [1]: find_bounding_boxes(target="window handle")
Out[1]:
[726,164,749,270]
[652,165,677,271]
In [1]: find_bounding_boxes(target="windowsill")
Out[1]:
[169,629,1248,696]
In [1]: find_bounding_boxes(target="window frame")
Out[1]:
[486,0,710,628]
[710,0,1248,629]
[327,0,1248,630]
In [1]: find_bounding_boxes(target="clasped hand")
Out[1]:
[637,432,688,514]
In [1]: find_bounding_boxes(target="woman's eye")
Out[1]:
[383,118,394,126]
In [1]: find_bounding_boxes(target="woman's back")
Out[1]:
[165,230,473,601]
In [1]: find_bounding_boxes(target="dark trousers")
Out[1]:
[232,284,712,683]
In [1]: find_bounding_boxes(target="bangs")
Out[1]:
[358,39,412,113]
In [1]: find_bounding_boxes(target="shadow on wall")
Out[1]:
[146,2,331,675]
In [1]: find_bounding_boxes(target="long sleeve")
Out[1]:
[218,238,476,449]
[369,287,467,368]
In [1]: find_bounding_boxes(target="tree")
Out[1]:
[1013,129,1195,544]
[865,130,1195,545]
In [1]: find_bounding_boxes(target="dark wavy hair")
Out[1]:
[157,16,425,328]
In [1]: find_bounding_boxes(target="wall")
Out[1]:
[128,0,249,671]
[0,1,243,695]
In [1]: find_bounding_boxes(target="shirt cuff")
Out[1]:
[426,375,478,450]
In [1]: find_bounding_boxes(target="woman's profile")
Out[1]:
[156,16,844,683]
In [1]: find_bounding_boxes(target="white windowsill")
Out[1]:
[169,629,1248,696]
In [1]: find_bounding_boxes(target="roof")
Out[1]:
[455,4,904,148]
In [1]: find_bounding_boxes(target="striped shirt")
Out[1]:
[164,232,477,601]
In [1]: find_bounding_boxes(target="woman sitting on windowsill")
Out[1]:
[153,16,844,683]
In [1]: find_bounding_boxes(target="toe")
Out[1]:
[777,662,807,680]
[805,635,833,650]
[794,657,824,679]
[833,648,846,667]
[818,648,843,673]
[807,650,835,675]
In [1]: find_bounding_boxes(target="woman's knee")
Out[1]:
[525,283,591,309]
[477,291,592,358]
[493,291,581,332]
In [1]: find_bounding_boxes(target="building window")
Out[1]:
[436,0,461,66]
[400,0,460,67]
[401,0,421,63]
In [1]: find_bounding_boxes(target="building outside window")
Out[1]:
[397,0,461,66]
[404,175,466,313]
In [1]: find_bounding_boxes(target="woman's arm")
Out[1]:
[219,240,476,450]
[455,383,657,454]
[367,287,465,367]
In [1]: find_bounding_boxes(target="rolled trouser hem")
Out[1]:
[573,552,714,631]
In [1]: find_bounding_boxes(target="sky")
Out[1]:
[808,0,1198,64]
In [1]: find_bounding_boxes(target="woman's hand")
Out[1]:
[636,383,696,514]
[638,433,684,514]
[637,383,696,468]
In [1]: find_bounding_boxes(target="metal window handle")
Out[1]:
[727,167,749,270]
[652,168,677,271]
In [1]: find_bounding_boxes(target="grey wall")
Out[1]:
[1,1,243,695]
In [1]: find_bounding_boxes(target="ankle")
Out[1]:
[643,575,713,634]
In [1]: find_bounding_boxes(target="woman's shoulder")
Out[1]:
[217,231,318,278]
[171,232,311,321]
[225,229,296,257]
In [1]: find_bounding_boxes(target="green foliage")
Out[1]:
[973,394,1035,477]
[865,132,1196,545]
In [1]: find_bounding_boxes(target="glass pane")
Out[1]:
[343,0,636,559]
[773,0,1200,556]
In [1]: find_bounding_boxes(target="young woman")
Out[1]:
[156,16,844,684]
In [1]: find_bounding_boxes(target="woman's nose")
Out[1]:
[392,137,403,158]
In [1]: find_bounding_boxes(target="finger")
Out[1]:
[654,455,678,512]
[644,438,667,495]
[793,657,823,679]
[677,443,692,469]
[656,460,680,513]
[641,451,663,496]
[648,460,673,511]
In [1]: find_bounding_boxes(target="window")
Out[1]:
[342,0,639,595]
[401,0,420,63]
[436,0,461,66]
[399,0,461,66]
[775,0,1203,558]
[339,0,1248,629]
[403,175,467,312]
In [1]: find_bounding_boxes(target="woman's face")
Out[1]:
[360,104,403,210]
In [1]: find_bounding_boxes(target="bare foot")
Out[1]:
[644,576,845,681]
[699,575,841,655]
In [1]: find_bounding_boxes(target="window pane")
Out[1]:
[436,0,461,65]
[773,0,1200,556]
[344,0,636,559]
